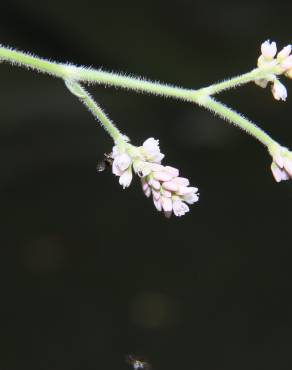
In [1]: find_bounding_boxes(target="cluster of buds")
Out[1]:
[111,138,199,217]
[255,40,292,101]
[269,145,292,183]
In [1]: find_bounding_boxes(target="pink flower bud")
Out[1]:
[161,189,172,198]
[153,198,162,212]
[283,157,292,177]
[150,163,164,172]
[173,177,190,186]
[152,189,161,201]
[271,80,287,101]
[173,200,190,217]
[119,169,133,188]
[184,192,199,204]
[162,181,179,192]
[141,179,149,192]
[112,160,123,176]
[144,187,152,198]
[153,171,173,182]
[148,178,161,190]
[177,186,195,196]
[114,153,132,171]
[277,45,292,60]
[161,196,172,212]
[164,166,179,177]
[281,55,292,71]
[270,146,292,182]
[271,163,289,182]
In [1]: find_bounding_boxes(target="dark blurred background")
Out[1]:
[0,1,291,369]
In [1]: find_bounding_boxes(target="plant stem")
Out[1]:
[0,45,277,101]
[0,44,280,150]
[202,96,277,148]
[197,65,278,96]
[65,80,124,143]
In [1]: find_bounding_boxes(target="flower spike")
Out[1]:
[255,40,292,101]
[111,138,199,217]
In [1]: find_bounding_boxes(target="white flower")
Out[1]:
[109,137,199,217]
[261,40,277,60]
[173,200,190,217]
[271,80,287,101]
[270,145,292,182]
[111,148,133,188]
[119,168,133,188]
[256,41,292,101]
[113,153,131,172]
[142,137,165,163]
[140,163,199,217]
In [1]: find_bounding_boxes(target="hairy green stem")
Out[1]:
[197,65,278,96]
[202,96,277,148]
[65,80,124,143]
[0,44,280,150]
[0,44,276,100]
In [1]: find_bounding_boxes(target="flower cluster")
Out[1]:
[255,40,292,101]
[269,145,292,183]
[111,138,199,217]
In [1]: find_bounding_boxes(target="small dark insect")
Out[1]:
[126,354,152,370]
[96,152,113,172]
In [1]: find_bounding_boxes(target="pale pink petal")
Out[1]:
[177,186,198,196]
[162,181,179,192]
[152,152,165,163]
[273,153,284,168]
[149,163,165,172]
[283,157,292,177]
[141,179,149,192]
[144,187,152,198]
[281,170,290,181]
[143,137,159,153]
[149,178,161,190]
[111,145,119,158]
[153,198,162,212]
[165,166,179,177]
[271,162,284,182]
[161,196,172,212]
[115,153,132,171]
[272,81,287,101]
[183,192,199,204]
[161,189,172,198]
[261,40,277,60]
[281,55,292,70]
[173,177,190,186]
[277,45,292,60]
[152,189,161,201]
[153,171,173,182]
[119,169,133,188]
[173,200,189,217]
[112,160,123,176]
[142,138,164,163]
